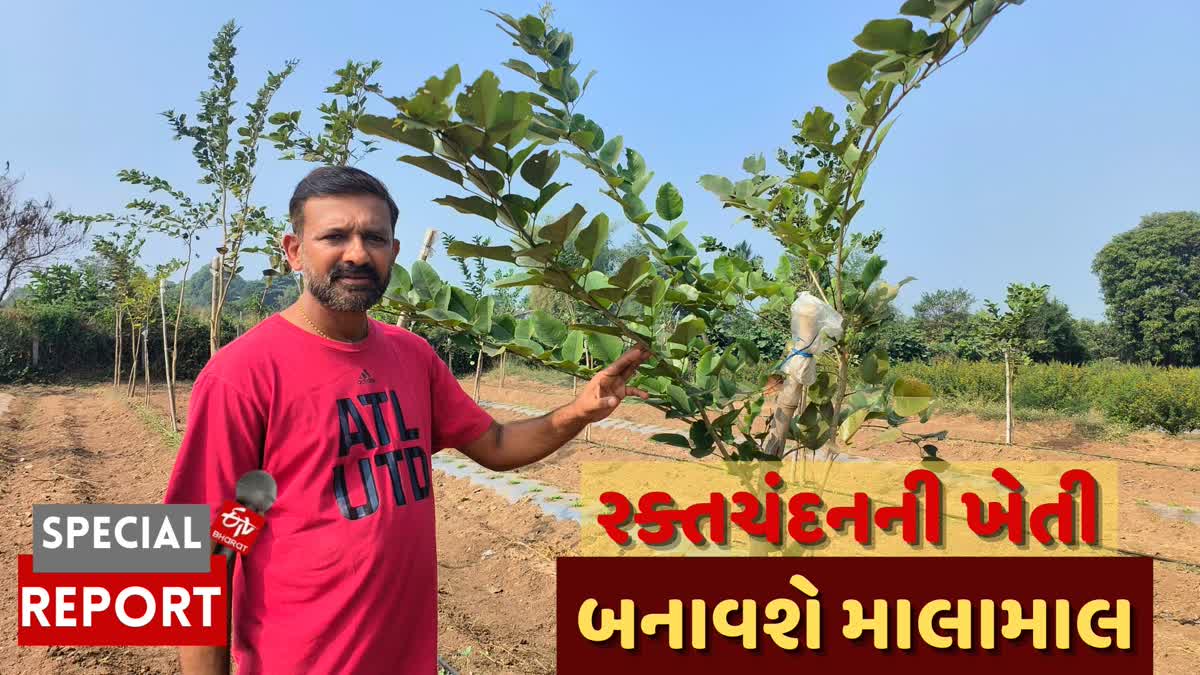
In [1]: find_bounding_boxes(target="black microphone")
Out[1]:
[212,470,278,558]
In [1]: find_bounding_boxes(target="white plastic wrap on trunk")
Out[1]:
[782,292,844,385]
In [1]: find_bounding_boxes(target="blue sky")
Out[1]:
[3,1,1197,319]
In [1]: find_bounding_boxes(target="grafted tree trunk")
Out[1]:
[142,327,151,404]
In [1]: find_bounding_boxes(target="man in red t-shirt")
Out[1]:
[164,166,649,674]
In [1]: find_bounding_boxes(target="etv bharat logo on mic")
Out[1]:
[16,471,273,647]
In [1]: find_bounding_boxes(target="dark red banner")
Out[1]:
[17,554,228,646]
[558,557,1152,673]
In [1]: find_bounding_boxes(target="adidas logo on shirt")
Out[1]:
[357,369,375,385]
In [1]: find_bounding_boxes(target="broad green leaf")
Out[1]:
[398,155,463,185]
[655,182,684,221]
[447,286,476,322]
[742,154,766,174]
[490,315,516,342]
[520,150,560,189]
[861,348,890,385]
[502,59,538,81]
[433,195,497,221]
[610,255,651,289]
[458,70,501,128]
[356,115,434,152]
[892,377,934,417]
[411,260,442,299]
[446,240,516,263]
[899,0,936,18]
[560,330,585,363]
[668,317,706,347]
[472,296,493,334]
[582,270,614,292]
[532,310,568,346]
[666,384,692,412]
[623,148,646,181]
[538,203,586,245]
[419,307,468,324]
[598,135,623,165]
[587,333,624,363]
[492,270,543,288]
[828,55,873,95]
[650,433,691,449]
[665,219,688,241]
[576,213,609,264]
[386,264,412,297]
[860,255,886,289]
[839,408,869,443]
[854,19,920,52]
[698,174,734,199]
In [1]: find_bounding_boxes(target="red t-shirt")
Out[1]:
[164,314,494,674]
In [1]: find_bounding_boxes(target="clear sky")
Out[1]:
[3,1,1197,319]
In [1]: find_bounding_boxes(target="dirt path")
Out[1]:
[0,384,180,675]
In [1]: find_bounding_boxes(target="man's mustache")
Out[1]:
[330,265,381,282]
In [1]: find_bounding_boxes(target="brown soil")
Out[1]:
[8,373,1196,673]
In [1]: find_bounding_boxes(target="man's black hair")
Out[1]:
[288,166,399,233]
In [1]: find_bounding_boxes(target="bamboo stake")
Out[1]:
[126,323,140,398]
[1004,350,1014,445]
[499,352,508,388]
[397,228,438,329]
[159,279,178,432]
[472,347,484,401]
[209,255,220,356]
[142,326,151,404]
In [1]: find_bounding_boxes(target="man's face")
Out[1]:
[283,193,399,312]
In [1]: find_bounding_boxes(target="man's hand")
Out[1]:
[458,346,651,471]
[566,346,651,423]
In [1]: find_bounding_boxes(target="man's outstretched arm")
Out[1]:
[458,347,650,471]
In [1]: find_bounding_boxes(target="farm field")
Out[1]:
[1,372,1197,674]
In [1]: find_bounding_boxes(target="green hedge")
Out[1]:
[0,306,240,384]
[892,359,1200,434]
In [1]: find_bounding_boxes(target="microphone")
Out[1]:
[212,470,278,558]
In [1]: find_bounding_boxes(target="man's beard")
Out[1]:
[305,262,390,312]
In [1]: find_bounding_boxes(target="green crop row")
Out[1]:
[891,359,1200,434]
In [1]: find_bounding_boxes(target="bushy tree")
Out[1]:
[1093,211,1200,366]
[1,165,87,304]
[1074,318,1121,362]
[359,1,1025,461]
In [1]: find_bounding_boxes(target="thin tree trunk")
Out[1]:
[499,352,508,388]
[159,280,177,432]
[112,308,121,388]
[209,255,220,357]
[1004,350,1014,445]
[473,348,484,401]
[142,327,151,404]
[397,229,438,329]
[170,254,191,391]
[127,324,140,398]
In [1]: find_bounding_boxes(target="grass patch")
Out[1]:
[932,397,1134,441]
[127,399,183,448]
